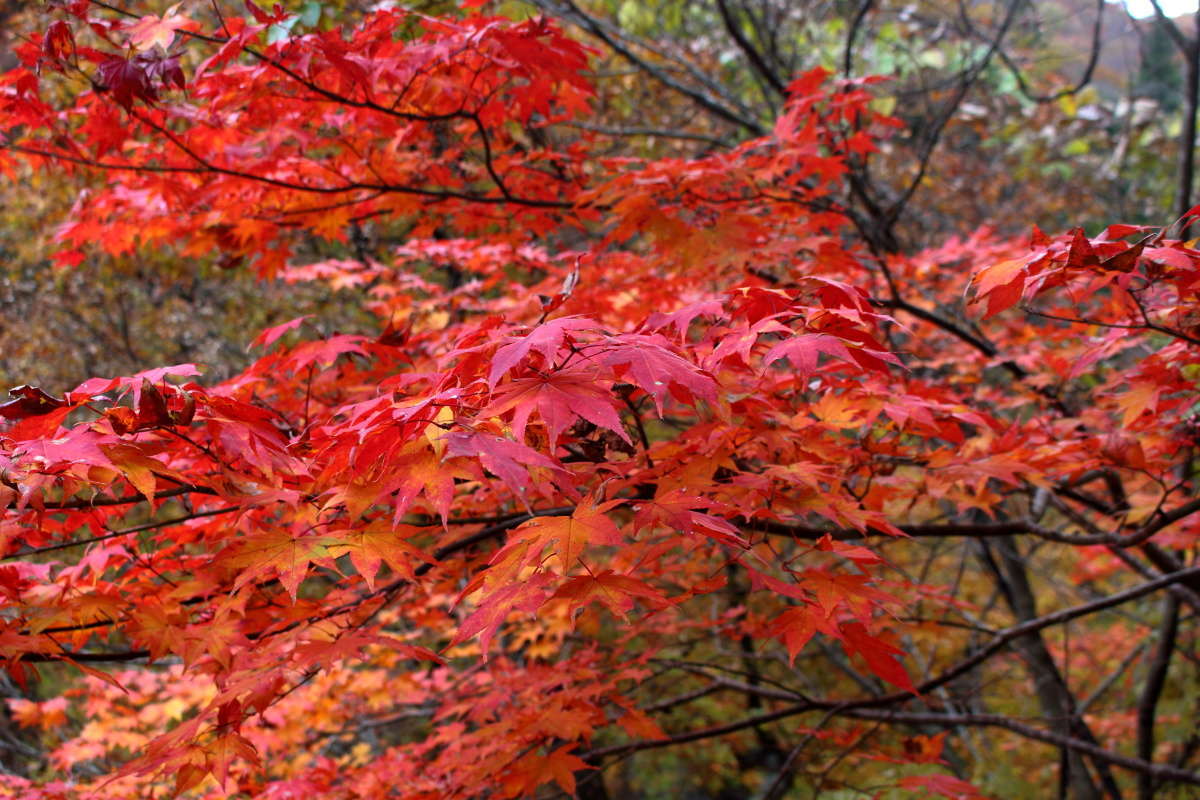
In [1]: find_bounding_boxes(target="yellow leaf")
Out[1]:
[1116,383,1159,428]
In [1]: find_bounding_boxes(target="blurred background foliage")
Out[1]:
[555,0,1191,243]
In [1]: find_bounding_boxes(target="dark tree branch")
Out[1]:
[989,0,1104,103]
[1143,0,1200,223]
[1,506,238,562]
[843,0,874,78]
[1180,10,1200,223]
[1137,593,1180,799]
[555,120,731,146]
[11,507,562,663]
[883,0,1024,229]
[31,484,218,510]
[585,695,1200,787]
[979,536,1116,798]
[840,709,1200,787]
[715,0,786,99]
[4,136,572,209]
[1146,0,1189,54]
[586,565,1200,766]
[533,0,767,136]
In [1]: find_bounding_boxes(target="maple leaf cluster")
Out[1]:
[0,2,1198,798]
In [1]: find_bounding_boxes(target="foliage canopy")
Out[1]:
[0,2,1199,798]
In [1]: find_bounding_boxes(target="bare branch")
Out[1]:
[532,0,767,136]
[1137,593,1181,799]
[1,506,238,562]
[841,709,1200,787]
[884,0,1024,227]
[990,0,1105,103]
[843,0,874,78]
[715,0,786,99]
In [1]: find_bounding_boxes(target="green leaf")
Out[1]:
[299,1,321,28]
[267,15,299,44]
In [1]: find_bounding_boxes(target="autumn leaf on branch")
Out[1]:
[125,4,194,52]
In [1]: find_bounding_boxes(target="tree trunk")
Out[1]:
[980,537,1121,800]
[1176,12,1200,225]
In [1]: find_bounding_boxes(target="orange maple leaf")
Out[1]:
[508,497,623,572]
[328,522,431,590]
[126,4,193,51]
[224,527,335,600]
